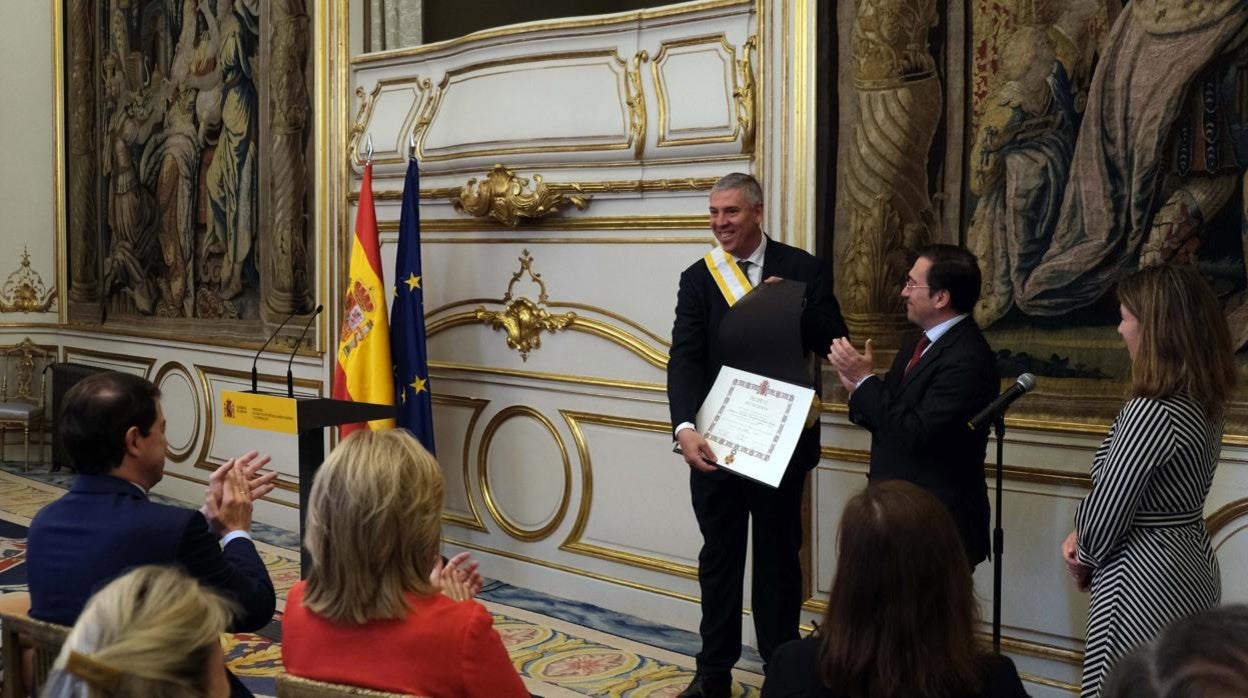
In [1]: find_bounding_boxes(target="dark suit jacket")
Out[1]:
[27,474,277,632]
[668,237,847,471]
[762,635,1030,697]
[847,317,999,564]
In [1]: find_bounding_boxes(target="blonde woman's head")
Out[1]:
[43,565,234,698]
[302,428,445,624]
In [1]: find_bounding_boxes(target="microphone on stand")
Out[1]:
[286,305,324,398]
[968,373,1036,431]
[251,307,301,393]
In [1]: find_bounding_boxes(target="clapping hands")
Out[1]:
[432,551,484,602]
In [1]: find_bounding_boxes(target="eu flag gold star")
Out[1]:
[409,376,428,394]
[404,273,422,291]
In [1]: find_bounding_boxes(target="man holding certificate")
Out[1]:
[667,173,847,697]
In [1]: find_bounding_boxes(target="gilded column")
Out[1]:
[839,0,941,342]
[264,0,313,320]
[67,0,98,303]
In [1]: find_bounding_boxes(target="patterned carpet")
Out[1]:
[0,464,763,697]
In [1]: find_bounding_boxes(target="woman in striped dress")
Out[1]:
[1060,264,1236,697]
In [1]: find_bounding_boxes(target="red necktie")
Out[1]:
[904,334,931,376]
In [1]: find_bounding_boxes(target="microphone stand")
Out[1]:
[992,413,1005,655]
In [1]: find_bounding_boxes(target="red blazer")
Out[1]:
[282,581,528,698]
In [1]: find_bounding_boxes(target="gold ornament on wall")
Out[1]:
[627,50,649,159]
[0,249,57,313]
[453,165,591,226]
[474,250,576,360]
[734,35,758,155]
[346,84,380,165]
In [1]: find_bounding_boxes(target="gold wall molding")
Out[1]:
[626,50,649,159]
[348,176,720,201]
[0,249,56,313]
[62,347,157,377]
[559,410,699,578]
[153,361,200,463]
[476,405,573,541]
[352,0,753,64]
[652,34,741,148]
[348,77,435,166]
[820,444,1094,489]
[432,393,491,532]
[410,77,440,154]
[1208,498,1248,536]
[419,236,711,244]
[57,324,321,357]
[193,365,322,494]
[415,50,632,162]
[346,84,380,165]
[1016,672,1079,693]
[446,536,700,604]
[472,250,576,360]
[377,215,712,233]
[428,310,669,368]
[453,165,592,226]
[734,35,758,155]
[429,360,666,394]
[427,279,670,369]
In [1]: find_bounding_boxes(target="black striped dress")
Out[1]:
[1074,394,1222,697]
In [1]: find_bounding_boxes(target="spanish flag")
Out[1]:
[332,162,396,436]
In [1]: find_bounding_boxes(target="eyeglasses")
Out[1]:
[903,279,930,289]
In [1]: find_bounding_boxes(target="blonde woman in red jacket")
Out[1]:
[282,429,528,697]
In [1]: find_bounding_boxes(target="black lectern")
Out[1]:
[220,390,392,575]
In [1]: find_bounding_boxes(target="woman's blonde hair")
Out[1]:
[302,428,444,624]
[43,565,234,698]
[1117,264,1237,417]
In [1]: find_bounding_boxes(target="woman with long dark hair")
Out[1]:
[1062,264,1235,697]
[762,480,1027,697]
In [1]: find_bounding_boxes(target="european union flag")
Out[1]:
[391,158,436,453]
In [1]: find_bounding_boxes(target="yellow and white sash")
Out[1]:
[704,247,753,306]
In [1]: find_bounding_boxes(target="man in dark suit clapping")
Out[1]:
[828,244,999,567]
[668,173,848,697]
[27,371,278,697]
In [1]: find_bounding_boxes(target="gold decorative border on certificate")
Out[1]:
[432,393,490,532]
[477,406,572,541]
[559,410,699,579]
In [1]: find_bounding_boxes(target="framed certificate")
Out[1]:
[695,366,815,487]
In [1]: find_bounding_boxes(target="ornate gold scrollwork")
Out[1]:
[626,50,649,160]
[473,250,576,360]
[345,85,378,164]
[851,0,938,86]
[410,77,440,155]
[0,248,57,313]
[453,165,591,226]
[734,35,757,155]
